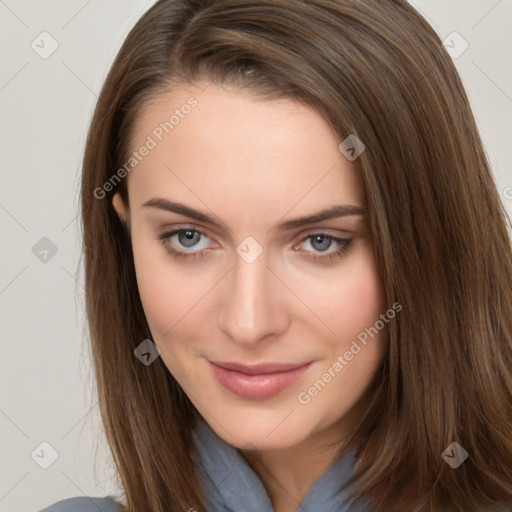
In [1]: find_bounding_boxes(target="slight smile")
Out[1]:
[208,360,314,400]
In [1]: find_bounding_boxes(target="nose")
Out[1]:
[216,250,290,346]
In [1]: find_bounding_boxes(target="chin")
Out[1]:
[202,405,320,451]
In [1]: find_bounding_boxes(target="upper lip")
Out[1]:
[209,360,312,375]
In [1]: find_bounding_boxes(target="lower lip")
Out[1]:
[209,361,313,400]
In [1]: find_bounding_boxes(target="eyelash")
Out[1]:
[155,227,352,264]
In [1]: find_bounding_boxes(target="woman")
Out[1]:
[41,0,512,511]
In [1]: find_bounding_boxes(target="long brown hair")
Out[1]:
[80,1,512,510]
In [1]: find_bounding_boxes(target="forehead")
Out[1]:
[126,83,364,224]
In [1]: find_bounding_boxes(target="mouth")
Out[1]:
[208,360,313,400]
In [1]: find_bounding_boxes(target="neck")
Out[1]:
[239,416,361,512]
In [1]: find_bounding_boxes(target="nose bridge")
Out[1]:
[217,250,286,344]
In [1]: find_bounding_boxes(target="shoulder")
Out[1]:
[39,496,123,512]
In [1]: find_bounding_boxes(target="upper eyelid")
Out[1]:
[167,226,214,241]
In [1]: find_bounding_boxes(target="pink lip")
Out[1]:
[209,360,313,400]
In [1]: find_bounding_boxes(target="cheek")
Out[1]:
[297,260,387,420]
[341,261,384,333]
[295,248,385,344]
[328,256,387,403]
[132,235,173,326]
[130,228,202,340]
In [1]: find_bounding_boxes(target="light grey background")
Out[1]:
[1,1,511,511]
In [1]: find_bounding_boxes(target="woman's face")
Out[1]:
[112,83,387,451]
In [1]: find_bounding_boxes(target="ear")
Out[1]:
[112,192,129,228]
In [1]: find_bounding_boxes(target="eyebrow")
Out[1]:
[141,197,366,231]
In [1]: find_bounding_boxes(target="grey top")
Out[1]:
[39,416,367,512]
[38,416,512,511]
[191,415,368,512]
[39,496,122,511]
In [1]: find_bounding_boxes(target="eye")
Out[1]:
[155,227,214,261]
[155,227,352,264]
[296,232,352,263]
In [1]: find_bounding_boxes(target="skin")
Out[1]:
[112,82,387,512]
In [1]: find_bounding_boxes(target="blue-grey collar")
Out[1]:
[191,415,369,512]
